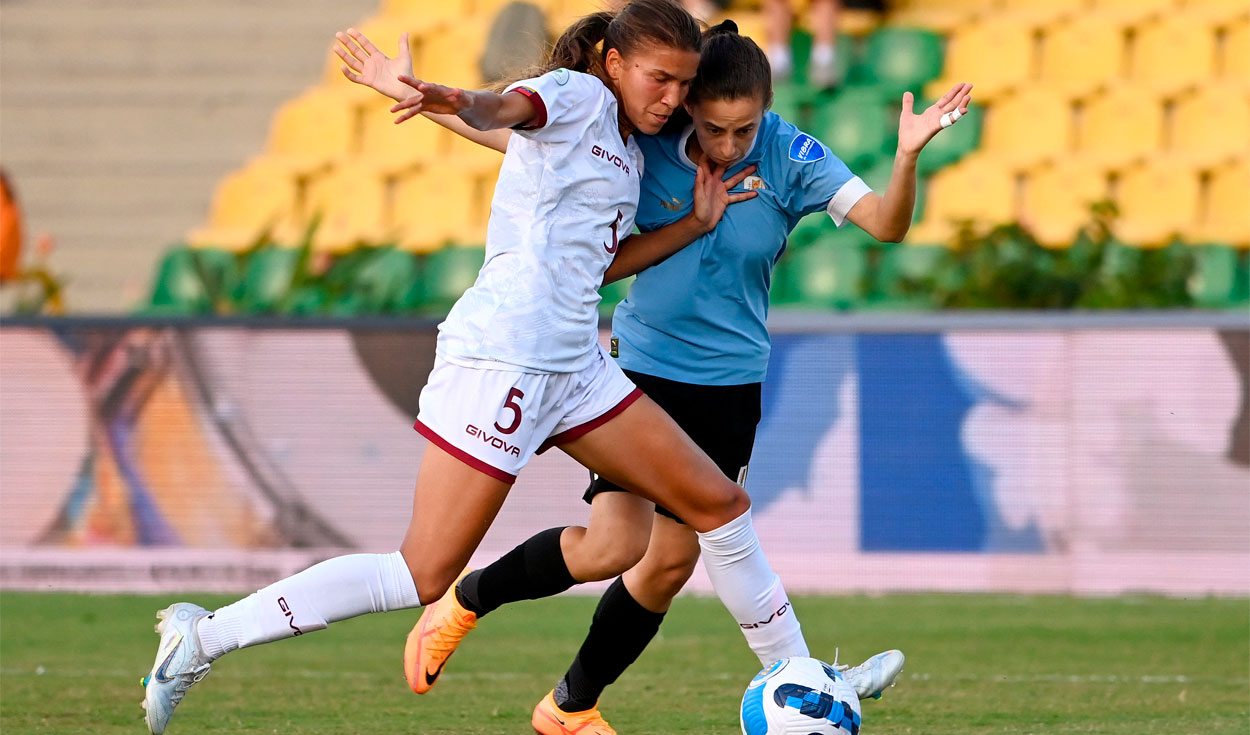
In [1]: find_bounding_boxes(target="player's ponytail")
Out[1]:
[688,19,774,110]
[510,0,701,87]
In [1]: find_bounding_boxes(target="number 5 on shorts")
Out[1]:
[494,388,525,435]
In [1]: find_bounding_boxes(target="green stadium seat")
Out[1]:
[148,247,208,314]
[915,96,983,176]
[868,242,951,308]
[236,246,300,314]
[812,90,897,171]
[349,247,422,314]
[418,246,486,312]
[771,237,865,309]
[859,27,944,98]
[1188,244,1241,307]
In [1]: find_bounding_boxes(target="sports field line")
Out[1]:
[3,668,1243,687]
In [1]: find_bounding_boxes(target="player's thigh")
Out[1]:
[624,514,701,613]
[562,489,656,581]
[558,395,749,533]
[400,441,512,603]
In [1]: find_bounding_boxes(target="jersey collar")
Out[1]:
[676,122,763,172]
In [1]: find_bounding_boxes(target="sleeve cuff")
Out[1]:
[826,176,872,227]
[506,86,548,131]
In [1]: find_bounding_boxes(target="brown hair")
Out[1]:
[503,0,702,88]
[687,20,773,109]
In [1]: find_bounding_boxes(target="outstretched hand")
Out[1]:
[335,28,416,102]
[390,75,475,124]
[898,82,974,155]
[691,162,759,233]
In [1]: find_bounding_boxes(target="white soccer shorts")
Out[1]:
[414,344,641,483]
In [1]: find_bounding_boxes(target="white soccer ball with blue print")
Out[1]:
[740,656,862,735]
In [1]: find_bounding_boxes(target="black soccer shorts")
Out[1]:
[582,369,763,523]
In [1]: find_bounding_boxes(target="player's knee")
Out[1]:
[689,481,751,532]
[576,531,648,581]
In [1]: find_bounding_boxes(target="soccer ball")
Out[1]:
[740,656,862,735]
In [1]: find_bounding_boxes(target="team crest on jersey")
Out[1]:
[788,133,826,163]
[553,68,570,85]
[741,175,767,191]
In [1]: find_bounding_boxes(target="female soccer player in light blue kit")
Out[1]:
[336,14,972,735]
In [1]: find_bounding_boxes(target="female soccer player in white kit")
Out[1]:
[139,2,820,732]
[335,15,972,734]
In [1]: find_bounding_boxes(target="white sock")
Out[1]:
[768,43,793,80]
[697,509,809,665]
[810,42,836,69]
[196,551,420,661]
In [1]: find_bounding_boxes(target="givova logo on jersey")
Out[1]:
[591,144,631,175]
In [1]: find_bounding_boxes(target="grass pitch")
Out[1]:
[1,592,1246,734]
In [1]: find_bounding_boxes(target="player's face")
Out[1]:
[607,44,700,135]
[687,95,766,167]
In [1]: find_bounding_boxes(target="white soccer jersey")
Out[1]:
[436,69,643,373]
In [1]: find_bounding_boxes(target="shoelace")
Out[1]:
[169,663,211,707]
[425,607,475,656]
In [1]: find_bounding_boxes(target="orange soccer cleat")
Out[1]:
[531,690,617,735]
[403,570,478,694]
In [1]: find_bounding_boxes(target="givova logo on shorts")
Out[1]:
[465,425,522,456]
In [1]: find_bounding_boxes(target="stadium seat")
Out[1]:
[303,163,393,252]
[1091,0,1178,23]
[1188,244,1241,306]
[1020,161,1111,247]
[770,237,865,308]
[344,247,423,314]
[1221,15,1249,82]
[1131,16,1218,93]
[906,155,1017,244]
[915,94,983,176]
[267,88,360,173]
[930,16,1036,102]
[981,89,1073,166]
[419,245,487,311]
[887,0,988,33]
[1039,17,1128,95]
[1194,160,1250,246]
[1002,0,1089,26]
[1113,159,1202,244]
[1077,86,1164,167]
[415,22,489,89]
[1171,83,1250,166]
[383,0,471,25]
[148,247,210,314]
[359,105,449,173]
[393,166,490,252]
[189,157,301,250]
[860,27,945,98]
[812,88,897,171]
[236,246,302,313]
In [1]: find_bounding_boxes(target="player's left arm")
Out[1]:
[603,161,758,285]
[846,82,973,243]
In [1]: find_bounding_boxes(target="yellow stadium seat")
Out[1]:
[1039,17,1128,94]
[446,130,507,174]
[1171,82,1250,166]
[1195,159,1250,246]
[1001,0,1088,26]
[1021,161,1111,246]
[1132,16,1218,93]
[1091,0,1179,23]
[889,0,996,32]
[415,22,489,89]
[1222,15,1249,82]
[323,16,427,100]
[931,16,1036,102]
[303,163,393,251]
[1177,0,1250,25]
[189,157,301,250]
[384,0,471,23]
[1113,159,1203,244]
[1078,85,1165,167]
[908,155,1017,243]
[268,88,360,173]
[982,88,1074,165]
[393,166,491,252]
[359,105,450,173]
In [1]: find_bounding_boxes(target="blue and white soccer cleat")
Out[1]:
[141,603,212,734]
[837,649,905,700]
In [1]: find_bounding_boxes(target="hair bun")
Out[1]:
[711,19,738,35]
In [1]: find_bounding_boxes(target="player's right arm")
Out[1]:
[392,74,537,131]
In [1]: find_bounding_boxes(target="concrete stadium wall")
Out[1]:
[1,313,1246,597]
[0,0,376,311]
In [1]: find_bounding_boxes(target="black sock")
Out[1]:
[454,526,574,618]
[554,576,666,713]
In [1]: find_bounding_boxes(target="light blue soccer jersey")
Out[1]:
[612,111,870,385]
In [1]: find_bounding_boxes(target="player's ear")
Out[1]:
[604,47,624,84]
